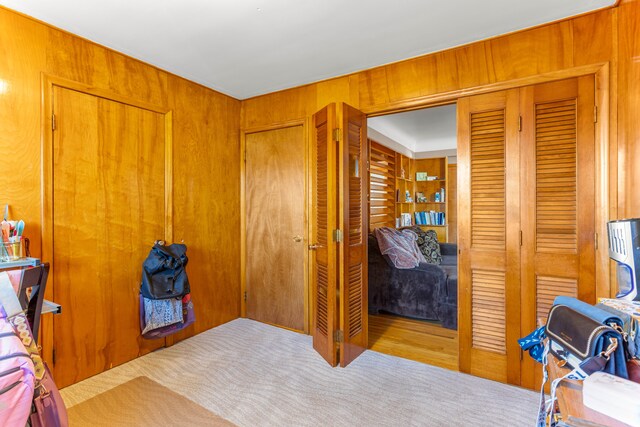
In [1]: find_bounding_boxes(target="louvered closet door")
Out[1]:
[520,77,595,389]
[311,105,338,366]
[339,103,368,367]
[458,90,522,384]
[369,141,396,230]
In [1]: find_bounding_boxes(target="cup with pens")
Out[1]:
[0,205,25,262]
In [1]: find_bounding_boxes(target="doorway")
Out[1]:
[366,104,459,371]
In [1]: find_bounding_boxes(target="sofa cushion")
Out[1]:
[407,226,442,265]
[441,255,457,266]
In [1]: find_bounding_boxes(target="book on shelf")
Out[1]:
[413,211,446,226]
[401,213,412,227]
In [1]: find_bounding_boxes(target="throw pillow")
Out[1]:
[408,226,442,265]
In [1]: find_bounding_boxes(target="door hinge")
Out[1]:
[244,291,247,302]
[519,230,523,246]
[51,113,56,131]
[595,232,598,250]
[594,105,598,123]
[367,160,370,171]
[518,115,522,132]
[334,330,344,343]
[52,348,56,366]
[333,128,341,142]
[333,229,343,243]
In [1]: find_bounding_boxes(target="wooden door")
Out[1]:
[458,89,522,384]
[338,103,368,367]
[311,103,368,367]
[245,126,306,331]
[311,105,338,366]
[519,77,596,388]
[52,86,167,387]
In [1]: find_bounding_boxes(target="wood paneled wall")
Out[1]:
[0,6,241,358]
[242,2,640,299]
[1,2,639,360]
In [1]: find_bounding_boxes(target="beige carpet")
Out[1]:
[67,376,235,426]
[61,318,539,426]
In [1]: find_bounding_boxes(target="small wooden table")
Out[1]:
[548,353,632,427]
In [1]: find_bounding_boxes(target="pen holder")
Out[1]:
[1,237,23,262]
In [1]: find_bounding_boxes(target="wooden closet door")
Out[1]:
[52,86,166,387]
[311,104,338,366]
[458,89,521,384]
[519,77,596,389]
[338,103,368,367]
[311,103,368,367]
[245,126,305,331]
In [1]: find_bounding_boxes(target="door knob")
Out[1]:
[293,235,303,242]
[308,244,320,250]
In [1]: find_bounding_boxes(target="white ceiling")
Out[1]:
[369,104,457,157]
[0,0,615,99]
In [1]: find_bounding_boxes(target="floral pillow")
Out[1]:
[407,226,442,265]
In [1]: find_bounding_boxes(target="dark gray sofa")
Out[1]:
[368,233,458,330]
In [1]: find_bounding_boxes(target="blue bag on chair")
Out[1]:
[551,296,628,379]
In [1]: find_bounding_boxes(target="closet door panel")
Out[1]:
[520,76,596,389]
[311,104,338,366]
[339,103,368,367]
[458,89,521,384]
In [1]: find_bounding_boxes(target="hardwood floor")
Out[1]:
[368,314,459,371]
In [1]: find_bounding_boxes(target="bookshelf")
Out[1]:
[368,139,450,242]
[413,157,448,242]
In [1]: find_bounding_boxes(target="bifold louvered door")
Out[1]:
[311,105,338,366]
[458,90,521,384]
[311,103,368,368]
[459,77,596,386]
[369,141,396,230]
[519,77,595,389]
[339,104,368,367]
